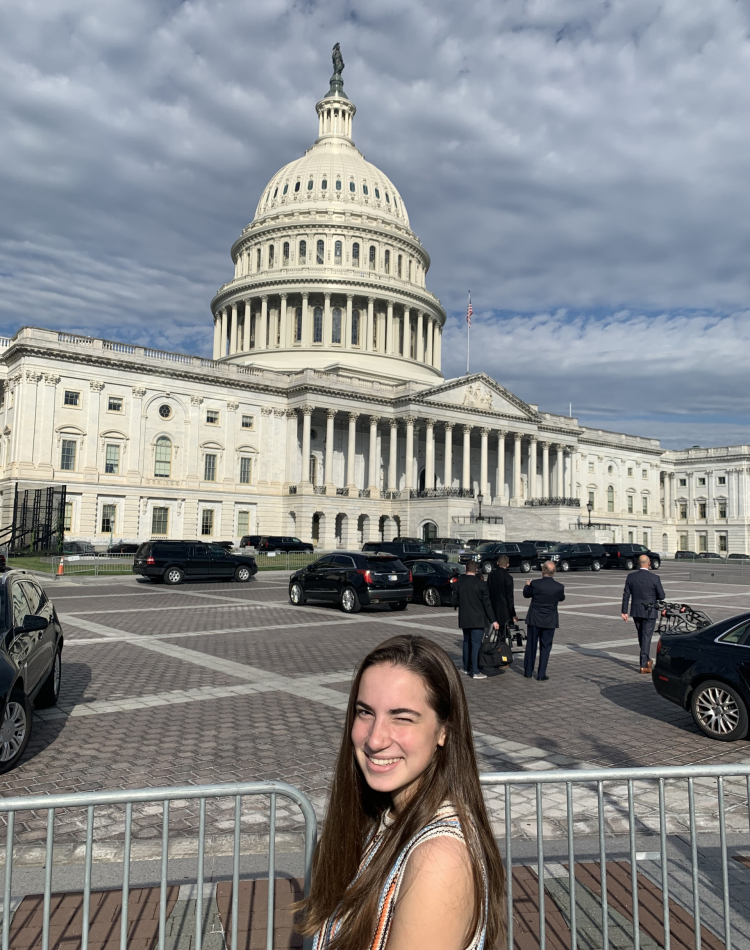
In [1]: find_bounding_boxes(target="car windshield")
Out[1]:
[475,543,497,553]
[367,558,408,572]
[548,544,570,553]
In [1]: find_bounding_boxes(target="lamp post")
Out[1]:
[586,501,593,528]
[477,491,484,522]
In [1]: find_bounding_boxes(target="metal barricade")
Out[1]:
[56,555,135,576]
[482,763,750,950]
[0,779,317,950]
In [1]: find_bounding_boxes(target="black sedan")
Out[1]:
[653,613,750,741]
[0,570,64,772]
[411,560,465,606]
[289,552,412,613]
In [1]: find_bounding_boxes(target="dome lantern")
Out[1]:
[315,43,356,145]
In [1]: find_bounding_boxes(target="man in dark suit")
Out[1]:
[522,561,565,680]
[487,554,517,635]
[621,554,666,673]
[455,561,499,679]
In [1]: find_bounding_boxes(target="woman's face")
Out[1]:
[352,663,446,811]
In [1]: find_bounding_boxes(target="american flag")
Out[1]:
[466,293,473,327]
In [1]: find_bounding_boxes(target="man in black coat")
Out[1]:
[487,554,517,633]
[522,561,565,680]
[621,554,666,673]
[455,561,499,679]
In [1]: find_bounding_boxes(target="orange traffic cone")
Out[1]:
[57,559,64,576]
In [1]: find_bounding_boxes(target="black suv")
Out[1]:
[602,543,661,570]
[525,540,557,557]
[239,535,262,549]
[256,536,314,554]
[675,551,700,561]
[133,541,258,585]
[0,571,64,773]
[460,541,540,574]
[547,543,608,572]
[289,552,412,613]
[362,541,449,564]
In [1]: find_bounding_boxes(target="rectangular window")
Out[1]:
[60,439,76,471]
[239,457,252,484]
[627,495,634,513]
[642,469,648,479]
[627,467,633,477]
[698,534,707,552]
[313,308,323,343]
[100,504,116,534]
[588,490,595,509]
[105,444,120,474]
[241,414,254,429]
[718,501,727,519]
[718,534,727,552]
[152,507,169,536]
[697,477,706,486]
[643,532,649,547]
[201,509,214,536]
[679,502,687,519]
[642,496,648,515]
[717,475,726,485]
[204,454,217,481]
[628,531,634,542]
[588,462,595,473]
[678,478,687,487]
[238,510,250,535]
[309,454,317,486]
[678,533,688,551]
[63,390,80,407]
[206,410,219,424]
[107,396,123,412]
[698,502,707,519]
[63,501,72,531]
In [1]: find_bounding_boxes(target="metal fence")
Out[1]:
[0,779,317,950]
[55,555,135,576]
[483,763,750,950]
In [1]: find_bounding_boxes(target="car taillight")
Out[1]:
[449,576,458,583]
[147,556,155,565]
[656,638,662,654]
[357,569,373,584]
[408,570,413,583]
[617,550,621,557]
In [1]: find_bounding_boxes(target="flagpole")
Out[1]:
[466,290,471,375]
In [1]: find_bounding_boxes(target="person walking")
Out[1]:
[522,560,565,680]
[455,561,499,680]
[487,554,517,638]
[621,554,666,673]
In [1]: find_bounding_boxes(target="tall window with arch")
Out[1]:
[384,250,390,274]
[313,307,323,343]
[351,309,360,346]
[352,242,360,266]
[369,245,376,270]
[256,248,261,271]
[154,437,172,478]
[268,245,274,267]
[294,307,302,342]
[316,240,325,265]
[283,242,289,265]
[299,240,306,264]
[332,307,342,344]
[408,259,412,281]
[607,486,615,513]
[334,241,342,265]
[397,254,402,278]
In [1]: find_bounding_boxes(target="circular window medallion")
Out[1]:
[159,404,172,420]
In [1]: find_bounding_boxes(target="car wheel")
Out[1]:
[164,567,184,586]
[424,587,441,607]
[289,581,306,606]
[624,559,634,570]
[340,586,361,614]
[691,680,749,741]
[651,559,661,570]
[481,561,493,574]
[389,601,408,611]
[591,560,601,572]
[559,560,570,572]
[234,565,251,582]
[0,690,32,774]
[520,560,531,573]
[36,648,62,708]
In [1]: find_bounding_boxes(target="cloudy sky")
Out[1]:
[2,0,749,448]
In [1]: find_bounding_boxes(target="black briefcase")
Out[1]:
[479,626,513,670]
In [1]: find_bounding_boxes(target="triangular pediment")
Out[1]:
[416,374,538,419]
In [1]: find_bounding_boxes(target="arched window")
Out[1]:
[375,187,380,199]
[321,179,328,190]
[283,242,289,265]
[394,196,398,210]
[294,307,302,342]
[385,192,390,203]
[268,245,274,267]
[384,250,390,274]
[369,245,376,270]
[334,241,342,264]
[294,181,301,192]
[273,187,278,198]
[307,179,313,190]
[154,437,172,478]
[607,486,615,513]
[351,309,360,345]
[363,184,369,196]
[408,260,412,281]
[335,179,342,191]
[283,183,288,195]
[332,308,342,344]
[349,181,355,192]
[256,248,261,270]
[397,254,402,278]
[299,240,307,264]
[316,240,325,264]
[313,307,323,343]
[352,242,360,265]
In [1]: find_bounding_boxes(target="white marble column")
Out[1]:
[243,300,252,351]
[405,417,416,493]
[301,406,313,485]
[368,416,380,491]
[542,442,550,498]
[462,426,472,493]
[496,430,506,503]
[213,316,221,359]
[444,423,454,490]
[557,444,565,497]
[513,434,522,503]
[366,297,375,352]
[220,309,228,358]
[230,302,239,354]
[425,420,435,492]
[403,308,411,358]
[301,293,311,347]
[323,293,332,347]
[568,449,575,498]
[347,413,359,489]
[285,409,297,484]
[528,437,537,501]
[324,409,336,488]
[433,326,442,369]
[386,300,394,354]
[259,296,268,350]
[480,428,489,497]
[426,317,434,365]
[345,295,353,349]
[388,420,398,491]
[279,294,288,349]
[416,311,424,362]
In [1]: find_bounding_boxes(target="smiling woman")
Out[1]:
[297,635,504,950]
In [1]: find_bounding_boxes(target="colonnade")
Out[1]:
[212,293,442,369]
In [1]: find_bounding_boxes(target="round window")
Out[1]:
[608,465,613,474]
[159,404,172,419]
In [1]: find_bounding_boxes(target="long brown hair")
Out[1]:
[297,635,505,949]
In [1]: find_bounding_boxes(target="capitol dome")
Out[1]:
[210,50,445,383]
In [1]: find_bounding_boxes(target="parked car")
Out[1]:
[427,538,467,555]
[239,535,262,549]
[362,541,449,564]
[289,552,412,613]
[391,537,421,543]
[256,536,314,554]
[411,559,465,606]
[106,543,139,555]
[132,540,258,585]
[62,541,97,556]
[727,553,750,561]
[459,541,540,574]
[697,552,725,560]
[547,543,609,572]
[215,541,235,552]
[0,570,64,772]
[602,543,661,570]
[653,612,750,741]
[525,540,557,557]
[674,551,700,561]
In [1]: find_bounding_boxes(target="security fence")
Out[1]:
[55,554,135,576]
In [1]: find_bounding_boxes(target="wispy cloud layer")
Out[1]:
[1,0,748,446]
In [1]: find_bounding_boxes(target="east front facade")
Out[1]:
[1,56,748,555]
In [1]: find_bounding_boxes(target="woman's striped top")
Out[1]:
[313,802,487,950]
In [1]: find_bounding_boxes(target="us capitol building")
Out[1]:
[1,51,748,556]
